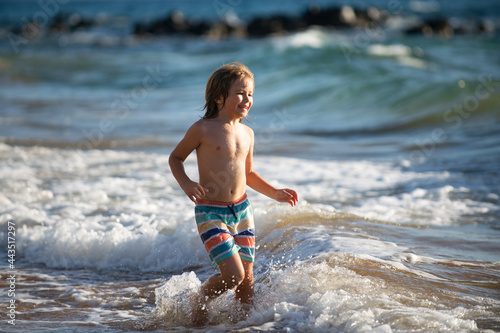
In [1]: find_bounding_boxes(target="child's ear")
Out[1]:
[215,95,224,104]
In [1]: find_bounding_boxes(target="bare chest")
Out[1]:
[216,132,249,158]
[202,126,250,159]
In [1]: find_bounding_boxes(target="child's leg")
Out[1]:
[235,260,254,304]
[201,253,245,298]
[191,253,245,326]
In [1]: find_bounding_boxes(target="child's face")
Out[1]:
[218,77,254,119]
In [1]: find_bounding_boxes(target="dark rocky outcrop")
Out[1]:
[247,15,306,36]
[50,13,95,32]
[405,17,455,37]
[5,4,496,42]
[133,5,389,39]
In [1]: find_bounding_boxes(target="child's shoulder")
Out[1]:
[191,118,216,131]
[187,119,220,138]
[190,119,253,136]
[241,122,254,135]
[188,118,212,129]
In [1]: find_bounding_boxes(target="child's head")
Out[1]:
[203,62,254,119]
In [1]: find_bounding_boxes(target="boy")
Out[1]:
[169,62,298,326]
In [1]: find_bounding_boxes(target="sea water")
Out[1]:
[0,0,499,331]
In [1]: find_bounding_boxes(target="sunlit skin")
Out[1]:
[169,77,298,205]
[169,77,298,326]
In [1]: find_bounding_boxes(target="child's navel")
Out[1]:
[216,146,221,151]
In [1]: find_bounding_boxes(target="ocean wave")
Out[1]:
[0,143,498,331]
[151,258,494,331]
[1,24,498,153]
[1,145,498,273]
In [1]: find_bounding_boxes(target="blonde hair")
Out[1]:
[203,62,254,119]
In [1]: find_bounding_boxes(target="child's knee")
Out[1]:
[222,268,245,288]
[241,269,253,286]
[232,269,246,287]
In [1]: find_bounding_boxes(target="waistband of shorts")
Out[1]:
[195,193,248,207]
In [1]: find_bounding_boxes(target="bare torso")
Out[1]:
[196,119,252,202]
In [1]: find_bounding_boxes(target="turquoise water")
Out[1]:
[0,1,499,331]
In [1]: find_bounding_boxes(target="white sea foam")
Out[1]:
[252,156,498,226]
[247,260,480,332]
[152,261,481,332]
[1,144,497,331]
[274,28,329,49]
[154,271,201,326]
[0,145,497,272]
[367,44,430,69]
[368,44,412,57]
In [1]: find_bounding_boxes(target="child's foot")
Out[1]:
[190,293,208,326]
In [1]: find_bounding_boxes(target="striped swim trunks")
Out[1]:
[195,194,255,268]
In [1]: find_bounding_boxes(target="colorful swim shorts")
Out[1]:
[195,194,255,268]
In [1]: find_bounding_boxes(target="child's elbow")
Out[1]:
[168,153,181,168]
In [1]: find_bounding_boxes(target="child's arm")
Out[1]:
[245,129,298,206]
[169,123,208,202]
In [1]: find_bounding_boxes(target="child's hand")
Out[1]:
[274,188,299,207]
[182,181,209,203]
